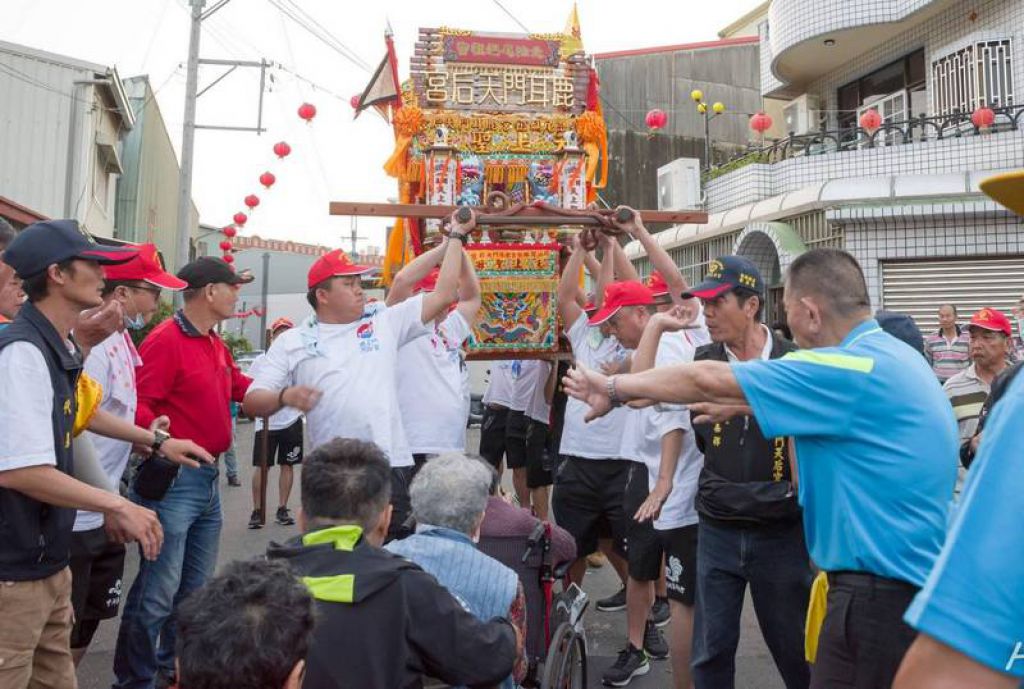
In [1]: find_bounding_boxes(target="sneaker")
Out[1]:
[650,596,670,627]
[587,551,607,568]
[248,510,262,529]
[602,644,650,686]
[596,586,627,612]
[275,506,295,526]
[227,475,241,487]
[643,620,669,660]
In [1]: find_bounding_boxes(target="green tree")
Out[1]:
[221,331,253,359]
[130,300,174,347]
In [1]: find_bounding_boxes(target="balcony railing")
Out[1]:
[706,104,1024,181]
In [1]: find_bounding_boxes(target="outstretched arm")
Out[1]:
[558,236,586,327]
[387,240,447,306]
[455,249,482,325]
[421,212,470,324]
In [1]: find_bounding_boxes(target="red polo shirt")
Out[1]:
[135,311,251,455]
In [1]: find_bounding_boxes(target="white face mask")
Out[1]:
[124,312,146,330]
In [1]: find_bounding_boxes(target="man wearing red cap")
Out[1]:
[247,317,304,530]
[243,211,474,541]
[72,244,212,665]
[387,241,481,471]
[943,307,1013,459]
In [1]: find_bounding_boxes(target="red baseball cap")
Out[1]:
[588,281,655,326]
[969,307,1012,336]
[414,267,440,294]
[644,270,670,297]
[307,249,373,288]
[104,243,187,290]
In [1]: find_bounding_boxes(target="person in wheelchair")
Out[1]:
[387,454,528,688]
[267,439,518,689]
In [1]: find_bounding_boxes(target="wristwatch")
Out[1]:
[151,429,170,454]
[450,231,469,244]
[606,375,623,408]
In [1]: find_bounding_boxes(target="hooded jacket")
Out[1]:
[267,524,517,689]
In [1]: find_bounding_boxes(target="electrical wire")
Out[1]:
[265,0,371,73]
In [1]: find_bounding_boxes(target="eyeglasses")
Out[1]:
[131,285,163,298]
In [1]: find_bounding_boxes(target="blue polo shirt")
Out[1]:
[905,371,1024,678]
[732,319,958,585]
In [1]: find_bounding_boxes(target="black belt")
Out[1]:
[486,403,509,411]
[827,570,918,592]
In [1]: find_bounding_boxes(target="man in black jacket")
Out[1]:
[267,437,518,689]
[684,256,812,689]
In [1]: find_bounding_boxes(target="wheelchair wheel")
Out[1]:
[540,621,587,689]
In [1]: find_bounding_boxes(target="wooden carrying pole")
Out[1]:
[328,201,708,226]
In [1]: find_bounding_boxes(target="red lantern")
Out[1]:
[222,225,237,238]
[645,108,668,131]
[859,109,883,134]
[350,94,361,110]
[222,253,234,264]
[219,240,232,251]
[244,194,260,210]
[298,102,317,122]
[750,111,773,134]
[259,172,276,189]
[273,141,291,159]
[971,106,995,130]
[233,212,248,226]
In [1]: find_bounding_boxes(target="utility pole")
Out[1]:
[174,0,204,304]
[173,0,267,306]
[259,252,270,348]
[349,216,367,256]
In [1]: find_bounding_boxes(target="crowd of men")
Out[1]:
[0,184,1022,689]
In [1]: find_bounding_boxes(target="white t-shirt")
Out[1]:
[523,360,552,424]
[482,360,519,407]
[76,331,142,531]
[397,310,472,454]
[509,359,540,413]
[248,295,430,467]
[559,313,634,460]
[250,354,303,433]
[0,342,56,472]
[633,329,705,531]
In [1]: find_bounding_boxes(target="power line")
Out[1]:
[491,0,532,33]
[264,0,371,73]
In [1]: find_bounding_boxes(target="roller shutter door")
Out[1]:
[881,256,1024,333]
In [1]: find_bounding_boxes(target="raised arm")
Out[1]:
[421,212,470,325]
[455,248,481,325]
[557,237,586,327]
[611,237,640,283]
[612,206,688,305]
[595,234,616,309]
[387,240,447,306]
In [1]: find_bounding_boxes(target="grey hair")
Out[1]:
[409,453,491,535]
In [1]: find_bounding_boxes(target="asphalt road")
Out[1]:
[79,424,786,689]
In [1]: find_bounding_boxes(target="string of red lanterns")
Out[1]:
[217,102,318,265]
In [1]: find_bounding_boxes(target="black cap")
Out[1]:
[3,219,137,279]
[176,257,255,288]
[875,309,925,355]
[682,255,764,299]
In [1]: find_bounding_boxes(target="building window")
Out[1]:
[931,39,1014,115]
[837,48,926,131]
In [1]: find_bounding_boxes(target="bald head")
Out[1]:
[785,249,871,319]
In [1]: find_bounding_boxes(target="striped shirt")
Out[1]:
[924,328,971,383]
[942,364,991,443]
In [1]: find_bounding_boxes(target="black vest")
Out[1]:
[0,302,81,581]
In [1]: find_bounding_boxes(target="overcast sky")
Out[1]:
[4,0,763,252]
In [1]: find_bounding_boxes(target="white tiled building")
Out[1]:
[627,0,1024,332]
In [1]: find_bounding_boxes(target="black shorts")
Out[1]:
[479,406,509,469]
[624,462,663,582]
[386,465,414,543]
[525,420,553,489]
[253,418,304,467]
[69,527,126,648]
[505,411,530,470]
[661,524,699,606]
[551,456,630,558]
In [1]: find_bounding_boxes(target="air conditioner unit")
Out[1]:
[657,158,701,211]
[783,94,821,135]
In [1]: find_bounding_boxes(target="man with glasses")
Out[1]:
[113,257,255,689]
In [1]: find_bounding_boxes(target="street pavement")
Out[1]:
[79,424,786,689]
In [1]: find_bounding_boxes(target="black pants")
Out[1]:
[810,572,919,689]
[385,466,415,543]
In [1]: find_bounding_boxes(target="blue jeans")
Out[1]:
[222,419,238,479]
[692,519,813,689]
[113,462,222,688]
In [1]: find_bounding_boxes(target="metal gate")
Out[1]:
[881,256,1024,333]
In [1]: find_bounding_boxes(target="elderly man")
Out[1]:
[924,304,971,383]
[267,438,518,689]
[565,248,959,689]
[386,454,526,688]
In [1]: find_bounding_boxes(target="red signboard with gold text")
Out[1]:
[442,35,561,67]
